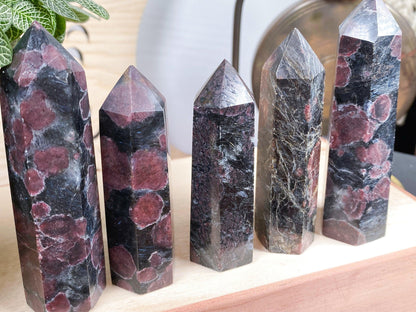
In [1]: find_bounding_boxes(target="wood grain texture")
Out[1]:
[170,247,416,312]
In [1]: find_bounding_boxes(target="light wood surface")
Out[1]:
[0,1,416,311]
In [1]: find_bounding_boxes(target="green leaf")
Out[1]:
[0,29,13,68]
[54,14,66,42]
[70,0,109,19]
[68,5,90,23]
[6,25,23,41]
[39,0,80,21]
[0,2,13,31]
[12,1,56,34]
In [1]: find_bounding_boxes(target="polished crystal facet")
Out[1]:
[256,28,325,254]
[0,22,105,312]
[190,60,255,272]
[100,66,172,293]
[323,0,402,245]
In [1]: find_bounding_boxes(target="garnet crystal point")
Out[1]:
[0,22,105,312]
[100,65,172,293]
[190,59,255,271]
[323,0,401,245]
[256,29,325,254]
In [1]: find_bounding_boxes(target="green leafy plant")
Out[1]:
[0,0,109,67]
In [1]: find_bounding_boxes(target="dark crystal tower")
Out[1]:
[255,28,325,254]
[190,60,255,272]
[323,0,401,245]
[100,66,172,293]
[0,22,105,312]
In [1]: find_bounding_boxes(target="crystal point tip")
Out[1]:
[194,59,254,109]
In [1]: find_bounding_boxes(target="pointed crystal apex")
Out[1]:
[339,0,401,43]
[270,28,324,81]
[195,59,254,109]
[101,65,165,118]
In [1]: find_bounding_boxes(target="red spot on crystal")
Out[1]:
[130,192,163,229]
[356,140,390,166]
[323,219,366,245]
[339,36,361,57]
[109,245,136,279]
[369,161,391,179]
[91,231,104,269]
[390,35,402,60]
[149,252,162,268]
[132,150,168,191]
[24,169,44,196]
[136,267,157,283]
[87,183,98,208]
[330,105,376,149]
[31,201,51,219]
[116,279,134,292]
[148,263,173,292]
[71,60,87,90]
[13,50,43,87]
[20,90,55,130]
[34,146,69,176]
[83,123,93,152]
[159,132,167,151]
[43,278,58,301]
[12,119,33,148]
[341,186,369,220]
[80,93,90,120]
[42,45,67,71]
[45,293,70,312]
[39,215,86,240]
[304,104,311,122]
[67,239,88,265]
[371,177,391,201]
[335,60,351,88]
[370,94,391,123]
[11,147,26,175]
[100,136,130,190]
[152,213,172,248]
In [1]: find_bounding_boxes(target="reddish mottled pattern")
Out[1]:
[42,45,67,71]
[20,90,55,130]
[45,293,70,312]
[24,169,44,196]
[335,56,351,87]
[324,0,401,245]
[80,94,90,120]
[330,104,376,149]
[130,192,163,229]
[369,94,391,122]
[131,149,168,191]
[100,136,130,190]
[390,35,402,60]
[136,267,157,283]
[13,50,43,87]
[109,245,136,279]
[34,147,69,176]
[323,219,366,245]
[0,23,106,312]
[152,213,172,248]
[100,66,172,294]
[31,202,51,219]
[71,61,87,91]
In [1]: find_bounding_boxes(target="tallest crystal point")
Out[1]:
[339,0,401,42]
[323,0,401,245]
[1,22,105,311]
